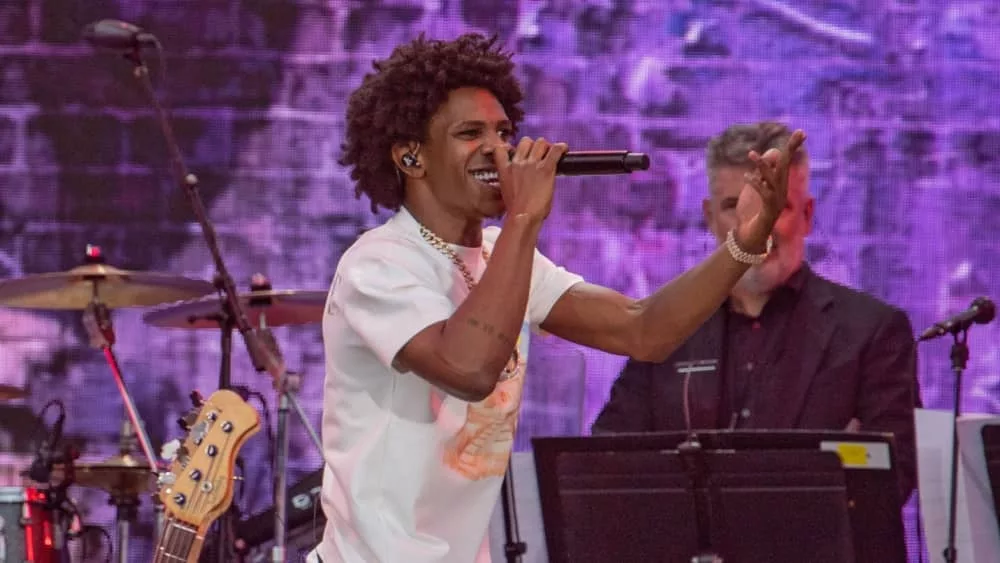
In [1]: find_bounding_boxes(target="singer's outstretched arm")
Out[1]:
[540,130,805,362]
[541,245,749,362]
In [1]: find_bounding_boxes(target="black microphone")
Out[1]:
[918,296,996,341]
[507,149,650,176]
[82,19,157,50]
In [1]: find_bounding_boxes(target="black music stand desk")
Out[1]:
[532,430,906,563]
[982,424,1000,546]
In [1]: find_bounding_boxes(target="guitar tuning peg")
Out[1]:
[157,471,177,487]
[160,439,181,462]
[177,408,200,432]
[176,444,190,467]
[189,390,204,407]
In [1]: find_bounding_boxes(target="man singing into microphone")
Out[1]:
[311,34,804,563]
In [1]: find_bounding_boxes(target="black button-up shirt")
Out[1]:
[717,266,808,429]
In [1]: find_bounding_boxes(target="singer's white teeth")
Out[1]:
[471,170,499,188]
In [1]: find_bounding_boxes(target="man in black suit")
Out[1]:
[591,121,922,503]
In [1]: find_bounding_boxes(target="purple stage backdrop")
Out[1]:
[1,1,999,561]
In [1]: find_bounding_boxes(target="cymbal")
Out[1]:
[0,264,215,310]
[71,453,156,496]
[142,289,327,329]
[0,384,26,401]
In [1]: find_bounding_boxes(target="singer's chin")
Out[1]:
[482,195,506,219]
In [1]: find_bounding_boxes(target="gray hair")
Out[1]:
[706,121,808,180]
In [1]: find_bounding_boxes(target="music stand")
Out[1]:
[982,424,1000,540]
[532,430,906,563]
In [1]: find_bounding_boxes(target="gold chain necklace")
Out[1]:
[417,222,519,381]
[417,224,490,290]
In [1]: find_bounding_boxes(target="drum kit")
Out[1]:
[0,244,327,562]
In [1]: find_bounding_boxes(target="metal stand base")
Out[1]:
[269,371,326,562]
[110,494,139,563]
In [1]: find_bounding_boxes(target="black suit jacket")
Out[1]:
[592,265,922,503]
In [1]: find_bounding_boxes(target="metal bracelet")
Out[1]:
[725,228,772,265]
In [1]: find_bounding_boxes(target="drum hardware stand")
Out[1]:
[80,253,161,563]
[112,408,152,563]
[109,491,140,563]
[82,291,160,473]
[117,41,328,563]
[242,279,320,563]
[151,490,165,551]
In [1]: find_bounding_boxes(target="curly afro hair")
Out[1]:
[339,33,525,214]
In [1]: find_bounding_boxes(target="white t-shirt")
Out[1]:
[309,207,583,563]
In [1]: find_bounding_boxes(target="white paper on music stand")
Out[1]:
[916,408,1000,563]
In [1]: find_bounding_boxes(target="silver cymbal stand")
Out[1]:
[243,298,324,563]
[80,279,161,563]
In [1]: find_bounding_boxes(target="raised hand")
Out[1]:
[735,129,807,252]
[491,136,569,223]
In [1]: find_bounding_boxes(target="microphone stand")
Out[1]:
[121,43,327,563]
[678,369,722,563]
[678,433,723,563]
[212,273,241,563]
[499,459,526,563]
[942,328,969,563]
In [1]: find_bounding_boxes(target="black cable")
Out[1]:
[226,384,276,530]
[97,526,113,563]
[247,390,276,478]
[78,525,113,563]
[37,399,66,434]
[236,456,247,503]
[208,384,274,561]
[232,385,277,486]
[25,399,67,482]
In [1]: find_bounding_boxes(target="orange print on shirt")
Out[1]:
[443,350,526,480]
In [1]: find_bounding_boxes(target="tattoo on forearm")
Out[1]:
[466,318,515,346]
